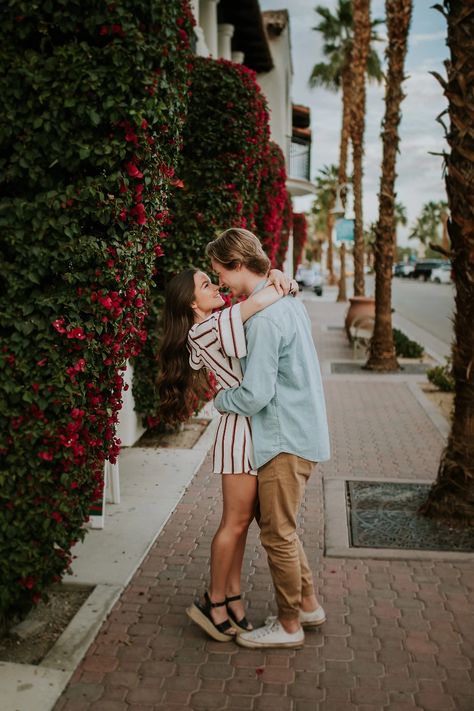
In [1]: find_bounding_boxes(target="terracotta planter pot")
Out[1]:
[345,296,376,341]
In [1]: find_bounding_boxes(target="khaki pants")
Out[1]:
[256,453,315,620]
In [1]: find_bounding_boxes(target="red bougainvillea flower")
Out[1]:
[126,162,144,179]
[51,512,62,523]
[19,576,36,589]
[99,25,109,36]
[171,178,184,188]
[67,327,86,340]
[38,451,53,461]
[154,245,164,258]
[52,318,66,334]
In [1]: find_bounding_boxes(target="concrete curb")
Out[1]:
[324,477,474,562]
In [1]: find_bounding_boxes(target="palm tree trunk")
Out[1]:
[339,67,352,188]
[351,0,371,297]
[337,242,347,302]
[365,0,412,372]
[420,2,474,525]
[326,208,336,284]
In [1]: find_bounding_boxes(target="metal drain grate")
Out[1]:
[347,481,474,552]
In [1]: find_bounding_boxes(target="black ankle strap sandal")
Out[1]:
[225,594,252,632]
[186,591,236,642]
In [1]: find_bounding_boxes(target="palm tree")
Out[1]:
[312,164,339,284]
[351,0,383,297]
[419,1,474,526]
[365,0,413,372]
[394,201,407,246]
[310,1,383,288]
[409,200,449,256]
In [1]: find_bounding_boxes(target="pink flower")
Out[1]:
[67,327,86,340]
[99,296,113,310]
[38,451,53,461]
[126,162,143,179]
[19,576,36,589]
[52,318,66,334]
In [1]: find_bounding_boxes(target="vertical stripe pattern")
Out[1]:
[187,304,256,475]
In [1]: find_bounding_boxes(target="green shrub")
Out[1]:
[427,361,455,392]
[0,0,193,617]
[133,58,291,427]
[392,328,424,358]
[254,141,289,267]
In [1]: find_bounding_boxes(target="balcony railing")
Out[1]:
[288,137,311,182]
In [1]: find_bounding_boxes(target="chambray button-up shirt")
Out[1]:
[214,282,330,469]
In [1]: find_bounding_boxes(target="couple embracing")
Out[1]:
[158,228,330,650]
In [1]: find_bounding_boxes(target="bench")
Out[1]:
[349,315,375,356]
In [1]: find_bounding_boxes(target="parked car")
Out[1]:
[429,262,452,284]
[393,262,414,278]
[295,264,324,296]
[410,259,445,281]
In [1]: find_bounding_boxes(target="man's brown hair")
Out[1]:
[206,228,270,275]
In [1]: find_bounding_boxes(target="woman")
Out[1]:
[158,266,295,642]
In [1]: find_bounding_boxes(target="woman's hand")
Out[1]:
[268,269,299,296]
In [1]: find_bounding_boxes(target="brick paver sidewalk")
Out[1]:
[55,296,474,711]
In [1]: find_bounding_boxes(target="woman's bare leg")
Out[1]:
[225,524,252,625]
[208,473,257,626]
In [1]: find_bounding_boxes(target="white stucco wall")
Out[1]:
[257,26,292,163]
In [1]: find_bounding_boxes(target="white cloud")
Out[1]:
[410,31,446,45]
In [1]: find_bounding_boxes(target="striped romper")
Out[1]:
[187,303,256,476]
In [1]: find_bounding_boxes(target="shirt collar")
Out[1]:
[249,278,268,296]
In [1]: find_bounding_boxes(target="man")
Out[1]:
[206,228,330,649]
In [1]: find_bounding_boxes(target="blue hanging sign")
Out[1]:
[335,218,355,242]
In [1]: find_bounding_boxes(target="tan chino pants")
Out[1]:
[256,452,316,620]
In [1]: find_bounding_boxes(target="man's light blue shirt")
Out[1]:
[214,282,330,468]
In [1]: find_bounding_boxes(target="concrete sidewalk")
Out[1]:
[14,289,474,710]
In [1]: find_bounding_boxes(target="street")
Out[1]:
[391,278,455,347]
[344,274,455,347]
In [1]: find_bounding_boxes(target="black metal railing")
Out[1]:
[288,137,311,181]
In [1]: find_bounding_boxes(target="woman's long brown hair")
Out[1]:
[157,268,208,426]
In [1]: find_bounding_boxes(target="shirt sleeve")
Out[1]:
[214,315,281,416]
[187,304,246,371]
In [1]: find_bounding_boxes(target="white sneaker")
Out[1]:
[300,605,326,627]
[265,605,326,628]
[236,618,305,649]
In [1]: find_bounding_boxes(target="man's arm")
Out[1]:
[214,316,281,417]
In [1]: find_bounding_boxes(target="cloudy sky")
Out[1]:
[259,0,449,245]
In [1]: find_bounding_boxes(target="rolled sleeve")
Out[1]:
[187,304,246,371]
[214,316,281,417]
[215,304,246,358]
